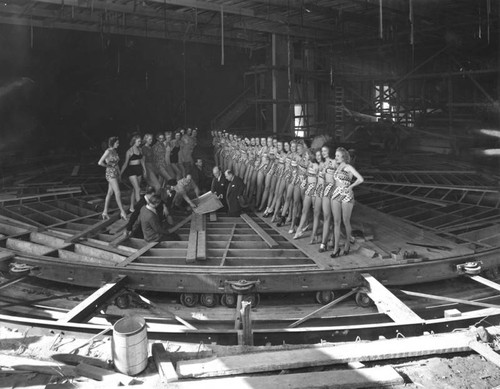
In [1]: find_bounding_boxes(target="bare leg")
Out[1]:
[109,178,127,219]
[271,179,287,223]
[280,182,294,223]
[165,165,176,180]
[256,171,265,207]
[341,201,354,254]
[103,183,114,218]
[171,164,182,179]
[145,164,161,192]
[321,196,332,247]
[332,200,342,253]
[294,195,313,239]
[289,185,302,233]
[310,196,322,244]
[128,175,141,212]
[158,166,174,182]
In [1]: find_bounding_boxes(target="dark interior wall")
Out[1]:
[0,24,265,156]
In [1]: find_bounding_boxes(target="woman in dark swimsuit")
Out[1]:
[121,135,146,213]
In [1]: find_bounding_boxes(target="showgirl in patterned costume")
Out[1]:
[330,147,364,257]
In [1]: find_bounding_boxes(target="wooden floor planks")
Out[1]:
[170,366,403,389]
[176,330,474,378]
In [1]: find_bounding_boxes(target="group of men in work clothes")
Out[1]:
[126,164,246,243]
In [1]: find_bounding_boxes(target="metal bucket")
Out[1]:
[112,316,148,375]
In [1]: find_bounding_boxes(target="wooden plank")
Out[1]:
[220,225,236,267]
[196,214,206,261]
[400,289,500,309]
[240,213,279,248]
[0,249,15,262]
[176,330,474,378]
[64,213,120,243]
[186,230,198,263]
[152,343,179,383]
[58,276,127,323]
[196,231,206,261]
[108,232,128,247]
[237,301,253,346]
[289,289,358,328]
[75,362,135,385]
[0,275,29,291]
[168,214,192,233]
[468,275,500,293]
[171,366,403,389]
[0,354,77,377]
[469,340,500,368]
[361,274,423,324]
[6,238,56,256]
[192,191,223,215]
[115,241,158,267]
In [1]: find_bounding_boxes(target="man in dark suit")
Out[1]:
[225,169,245,217]
[211,166,228,211]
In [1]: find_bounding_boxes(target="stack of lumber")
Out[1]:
[3,326,500,388]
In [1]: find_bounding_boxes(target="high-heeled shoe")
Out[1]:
[293,229,304,240]
[341,245,350,256]
[276,216,286,227]
[101,213,109,220]
[120,212,128,221]
[318,243,326,253]
[330,248,341,258]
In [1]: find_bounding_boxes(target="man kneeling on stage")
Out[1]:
[126,186,173,239]
[139,194,180,242]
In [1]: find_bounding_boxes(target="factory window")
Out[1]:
[374,84,392,117]
[294,104,307,137]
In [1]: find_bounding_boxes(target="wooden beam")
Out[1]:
[196,231,206,261]
[240,213,278,248]
[361,274,423,324]
[237,301,253,346]
[0,275,29,291]
[152,343,179,384]
[196,214,206,260]
[186,230,198,263]
[176,330,475,378]
[170,366,403,389]
[75,362,135,385]
[220,225,236,267]
[58,276,127,323]
[64,213,120,243]
[400,289,500,309]
[469,340,500,369]
[288,289,359,328]
[115,241,158,267]
[168,214,193,234]
[468,275,500,293]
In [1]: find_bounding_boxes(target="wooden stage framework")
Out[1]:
[0,154,499,345]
